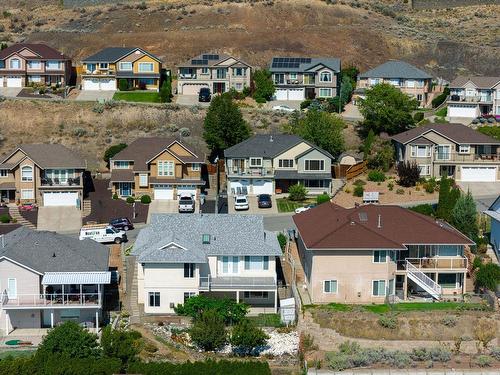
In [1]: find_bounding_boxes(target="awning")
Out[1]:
[42,272,111,285]
[110,169,135,182]
[0,182,16,190]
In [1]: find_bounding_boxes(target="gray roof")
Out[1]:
[224,134,334,160]
[269,57,340,73]
[359,60,432,80]
[82,47,161,63]
[275,170,332,180]
[132,214,282,263]
[0,227,109,273]
[1,144,86,169]
[178,53,251,68]
[450,76,500,89]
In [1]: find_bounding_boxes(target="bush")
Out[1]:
[413,112,424,122]
[126,196,135,204]
[475,355,492,367]
[397,161,420,187]
[490,347,500,360]
[288,183,307,201]
[118,79,129,91]
[159,79,172,103]
[474,318,497,350]
[431,87,450,108]
[140,195,151,204]
[300,99,312,109]
[440,315,457,327]
[475,263,500,291]
[0,214,10,223]
[353,185,364,197]
[409,204,435,217]
[252,69,274,102]
[174,295,248,324]
[316,193,330,204]
[93,103,104,113]
[230,319,268,355]
[104,143,127,166]
[277,232,287,251]
[353,179,366,186]
[423,177,437,193]
[387,181,394,191]
[396,188,405,195]
[112,193,118,200]
[128,360,272,375]
[190,310,227,351]
[367,170,386,182]
[472,256,483,270]
[378,314,397,329]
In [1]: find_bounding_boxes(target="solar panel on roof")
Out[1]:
[203,54,219,60]
[191,59,208,65]
[283,57,290,62]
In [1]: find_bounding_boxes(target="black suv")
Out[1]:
[109,217,134,231]
[198,87,211,102]
[257,194,272,208]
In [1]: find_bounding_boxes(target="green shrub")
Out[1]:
[353,179,366,186]
[472,256,483,270]
[112,192,118,200]
[288,183,307,201]
[423,177,437,193]
[431,87,450,108]
[230,319,268,355]
[140,195,151,204]
[413,112,424,122]
[0,214,10,223]
[300,99,312,109]
[378,314,397,329]
[93,103,104,113]
[367,170,386,182]
[126,196,135,204]
[254,96,266,104]
[190,310,227,351]
[409,204,435,217]
[277,232,287,251]
[104,143,127,166]
[387,181,394,191]
[490,347,500,360]
[475,263,500,291]
[475,355,492,367]
[440,316,457,327]
[353,185,364,197]
[396,188,405,195]
[174,295,248,324]
[435,107,447,117]
[128,360,272,375]
[118,79,129,91]
[316,193,331,204]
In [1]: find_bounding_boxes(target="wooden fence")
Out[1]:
[334,160,367,180]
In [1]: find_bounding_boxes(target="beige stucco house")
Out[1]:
[447,76,500,119]
[293,203,473,304]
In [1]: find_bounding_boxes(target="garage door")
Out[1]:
[177,185,197,198]
[83,78,100,90]
[6,76,22,88]
[100,78,116,91]
[288,88,304,101]
[253,179,273,195]
[230,179,249,195]
[154,185,174,200]
[82,78,116,91]
[43,192,79,207]
[275,89,288,101]
[461,166,496,182]
[182,84,208,95]
[448,104,478,118]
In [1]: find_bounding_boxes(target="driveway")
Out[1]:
[228,195,278,215]
[147,199,199,223]
[457,182,500,199]
[75,90,115,101]
[175,95,210,107]
[342,103,363,122]
[37,206,82,233]
[0,87,22,98]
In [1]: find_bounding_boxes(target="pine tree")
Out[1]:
[451,191,478,239]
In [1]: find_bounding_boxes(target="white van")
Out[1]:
[79,224,127,244]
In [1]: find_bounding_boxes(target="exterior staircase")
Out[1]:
[125,256,141,324]
[406,260,441,300]
[82,199,92,218]
[8,206,36,229]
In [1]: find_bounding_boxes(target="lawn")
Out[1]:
[0,350,35,359]
[112,91,161,103]
[316,301,488,314]
[247,313,283,327]
[276,198,315,213]
[434,107,447,117]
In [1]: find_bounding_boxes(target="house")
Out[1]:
[80,47,162,91]
[0,144,86,208]
[132,214,282,314]
[0,227,111,335]
[269,57,340,101]
[392,123,500,182]
[484,195,500,259]
[293,203,474,304]
[447,76,500,119]
[224,134,334,196]
[176,53,251,95]
[109,137,205,200]
[357,60,433,107]
[0,43,71,88]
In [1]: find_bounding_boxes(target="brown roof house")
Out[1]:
[109,138,205,201]
[392,123,500,182]
[0,43,71,88]
[0,144,86,208]
[293,203,473,304]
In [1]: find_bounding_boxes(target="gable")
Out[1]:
[463,81,477,89]
[2,149,30,165]
[168,142,195,157]
[119,51,145,63]
[274,142,311,162]
[0,256,42,276]
[297,148,331,162]
[421,131,456,145]
[148,149,183,165]
[217,57,238,66]
[19,48,39,58]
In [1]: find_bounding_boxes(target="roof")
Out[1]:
[391,124,500,145]
[293,203,474,250]
[178,53,250,68]
[42,271,111,285]
[0,43,70,60]
[359,60,432,80]
[132,214,282,263]
[269,57,340,73]
[1,144,86,169]
[0,227,109,273]
[82,47,161,63]
[224,134,334,160]
[110,169,135,182]
[449,76,500,89]
[484,195,500,222]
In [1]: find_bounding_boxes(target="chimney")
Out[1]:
[264,232,267,240]
[269,135,274,142]
[377,214,382,229]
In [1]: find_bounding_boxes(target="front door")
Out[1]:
[213,82,226,94]
[439,166,455,178]
[119,182,132,196]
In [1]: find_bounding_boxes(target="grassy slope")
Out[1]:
[113,91,161,103]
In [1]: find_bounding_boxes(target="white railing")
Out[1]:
[406,260,441,299]
[199,275,276,290]
[1,293,101,307]
[403,257,468,270]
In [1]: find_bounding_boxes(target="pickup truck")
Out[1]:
[178,194,195,213]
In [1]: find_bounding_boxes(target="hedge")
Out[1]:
[128,360,271,375]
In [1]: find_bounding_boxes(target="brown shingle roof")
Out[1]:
[0,43,70,60]
[450,76,500,89]
[110,169,134,182]
[293,203,474,250]
[392,124,500,145]
[2,144,85,169]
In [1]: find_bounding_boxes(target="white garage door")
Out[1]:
[182,84,208,95]
[82,78,116,91]
[100,79,116,91]
[83,78,100,90]
[154,185,174,200]
[6,76,22,88]
[253,179,273,195]
[177,185,197,198]
[230,179,250,195]
[43,192,79,207]
[288,88,304,101]
[275,89,288,101]
[448,104,478,118]
[461,166,496,182]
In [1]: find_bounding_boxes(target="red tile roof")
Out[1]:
[0,43,70,60]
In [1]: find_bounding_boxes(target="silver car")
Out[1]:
[178,194,195,213]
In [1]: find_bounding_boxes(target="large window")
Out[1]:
[232,67,244,76]
[114,161,130,169]
[46,61,60,70]
[138,62,154,72]
[119,62,133,71]
[438,274,458,288]
[216,68,227,79]
[319,71,332,82]
[28,61,41,69]
[138,78,155,85]
[278,159,294,168]
[244,291,269,299]
[305,160,324,171]
[410,145,430,158]
[244,256,269,271]
[318,88,332,97]
[158,161,174,177]
[304,179,327,188]
[274,74,285,85]
[406,80,416,88]
[249,158,262,167]
[148,292,160,307]
[21,165,33,182]
[9,59,20,69]
[436,145,451,160]
[0,169,8,178]
[373,250,387,263]
[369,78,381,85]
[323,280,338,294]
[418,165,431,176]
[372,280,386,296]
[458,145,470,154]
[221,256,239,274]
[184,263,195,278]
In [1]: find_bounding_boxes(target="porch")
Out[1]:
[199,289,278,314]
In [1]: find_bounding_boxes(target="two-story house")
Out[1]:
[293,203,474,304]
[0,144,86,208]
[176,53,251,96]
[447,76,500,119]
[0,43,71,88]
[484,196,500,259]
[357,60,433,107]
[80,47,162,91]
[133,214,282,314]
[109,137,205,200]
[224,134,334,196]
[0,227,111,335]
[392,123,500,182]
[269,57,340,101]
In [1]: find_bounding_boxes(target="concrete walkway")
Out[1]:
[0,87,22,97]
[37,206,82,232]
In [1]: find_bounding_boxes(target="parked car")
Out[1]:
[258,194,272,208]
[109,217,134,231]
[295,204,316,214]
[79,224,127,244]
[234,195,249,211]
[199,87,211,102]
[272,105,295,113]
[178,194,195,213]
[110,270,120,284]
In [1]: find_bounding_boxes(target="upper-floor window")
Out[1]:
[232,67,244,77]
[244,256,269,271]
[458,145,470,154]
[21,165,33,182]
[201,67,209,75]
[86,63,97,72]
[184,263,195,278]
[410,145,430,158]
[319,71,332,82]
[373,250,387,263]
[369,78,381,85]
[202,234,211,244]
[249,158,262,167]
[9,59,20,69]
[389,79,400,87]
[27,61,41,69]
[138,62,154,73]
[191,163,200,171]
[158,160,174,176]
[216,68,227,79]
[119,62,132,71]
[406,80,416,88]
[99,63,108,70]
[221,256,239,274]
[0,169,8,178]
[304,160,324,171]
[0,61,4,69]
[436,145,451,160]
[289,73,297,80]
[46,61,60,70]
[274,74,285,85]
[278,159,294,168]
[114,161,130,169]
[139,174,148,187]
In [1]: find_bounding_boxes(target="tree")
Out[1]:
[366,137,394,172]
[341,65,359,86]
[230,319,269,355]
[284,110,345,158]
[431,86,450,108]
[436,177,460,222]
[174,295,248,324]
[203,93,251,159]
[362,129,375,160]
[159,78,172,103]
[104,143,127,167]
[252,69,275,102]
[118,79,129,91]
[475,263,500,291]
[190,310,227,351]
[339,75,353,107]
[101,326,142,370]
[451,191,478,240]
[396,161,420,187]
[0,42,7,50]
[358,83,419,135]
[288,183,307,201]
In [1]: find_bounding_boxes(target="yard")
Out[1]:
[276,198,316,213]
[112,91,161,103]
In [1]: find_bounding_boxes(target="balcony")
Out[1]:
[397,257,468,272]
[83,70,116,76]
[434,152,499,163]
[199,275,276,291]
[41,176,81,187]
[448,95,493,104]
[286,79,303,85]
[179,73,197,79]
[1,292,101,309]
[227,167,274,177]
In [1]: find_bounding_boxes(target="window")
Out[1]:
[148,292,160,307]
[417,94,423,101]
[139,174,148,187]
[369,78,380,85]
[459,145,470,154]
[99,63,108,69]
[46,61,61,70]
[305,160,324,171]
[119,62,133,71]
[410,145,430,158]
[158,161,174,177]
[373,250,387,263]
[406,80,415,88]
[191,163,200,171]
[234,83,243,90]
[138,62,154,72]
[201,67,209,75]
[184,263,195,278]
[243,291,269,299]
[184,292,196,303]
[304,179,327,188]
[319,71,332,82]
[9,59,20,69]
[216,68,227,79]
[202,234,211,244]
[0,169,7,178]
[244,256,269,271]
[249,158,262,167]
[436,145,451,160]
[233,67,244,76]
[28,61,41,69]
[323,280,338,294]
[138,78,155,85]
[7,278,17,299]
[114,161,130,169]
[21,189,33,199]
[278,159,294,168]
[21,165,33,182]
[372,280,386,296]
[438,273,458,288]
[388,279,395,295]
[274,74,285,84]
[222,256,239,274]
[389,79,400,87]
[318,88,332,97]
[86,63,96,72]
[289,73,297,80]
[418,165,431,176]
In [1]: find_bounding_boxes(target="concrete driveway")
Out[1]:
[0,87,22,97]
[342,103,363,122]
[147,199,199,223]
[37,206,82,233]
[175,95,210,107]
[75,90,115,101]
[457,182,500,198]
[228,195,278,215]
